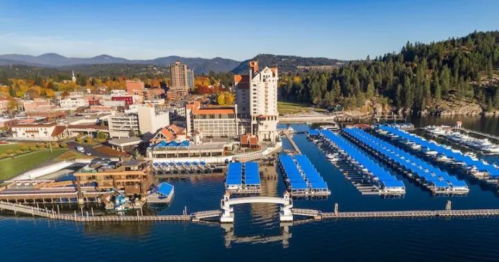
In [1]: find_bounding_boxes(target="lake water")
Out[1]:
[2,116,499,262]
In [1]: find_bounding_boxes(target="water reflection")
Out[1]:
[222,222,292,248]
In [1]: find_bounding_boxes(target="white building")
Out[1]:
[109,105,170,138]
[234,61,279,142]
[59,97,89,110]
[11,123,68,141]
[108,114,139,138]
[137,105,170,136]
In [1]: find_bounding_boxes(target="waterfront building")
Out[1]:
[185,101,238,138]
[168,61,189,101]
[148,140,230,159]
[75,159,154,197]
[234,61,279,142]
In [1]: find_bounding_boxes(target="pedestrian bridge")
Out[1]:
[220,192,293,223]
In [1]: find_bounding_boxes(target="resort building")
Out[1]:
[234,61,279,142]
[185,101,238,138]
[75,159,154,197]
[168,61,189,101]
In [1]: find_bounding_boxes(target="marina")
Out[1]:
[319,129,406,195]
[377,125,499,187]
[277,154,330,197]
[424,125,499,154]
[343,128,469,195]
[225,162,262,194]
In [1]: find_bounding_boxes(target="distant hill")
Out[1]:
[0,53,241,74]
[232,54,346,74]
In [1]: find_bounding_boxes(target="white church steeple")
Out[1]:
[72,71,76,83]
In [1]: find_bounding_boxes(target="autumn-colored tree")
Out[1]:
[217,93,225,105]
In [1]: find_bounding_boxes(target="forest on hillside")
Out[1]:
[279,31,499,112]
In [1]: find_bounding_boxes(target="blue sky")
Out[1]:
[0,0,498,60]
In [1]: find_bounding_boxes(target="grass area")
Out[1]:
[277,101,328,114]
[0,149,67,182]
[0,142,39,154]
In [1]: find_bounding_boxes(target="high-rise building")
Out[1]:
[168,61,189,100]
[234,61,279,142]
[187,69,195,89]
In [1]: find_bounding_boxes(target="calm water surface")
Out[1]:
[2,116,499,262]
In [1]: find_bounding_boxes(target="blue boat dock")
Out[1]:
[343,128,469,195]
[278,154,331,197]
[320,130,406,196]
[377,125,499,188]
[225,162,262,194]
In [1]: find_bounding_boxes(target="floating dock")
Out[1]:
[278,154,330,197]
[378,125,499,187]
[225,162,262,194]
[343,128,469,195]
[320,130,406,195]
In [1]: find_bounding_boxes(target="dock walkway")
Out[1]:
[454,127,499,142]
[283,131,301,154]
[0,201,191,222]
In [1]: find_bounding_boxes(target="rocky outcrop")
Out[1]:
[430,100,482,116]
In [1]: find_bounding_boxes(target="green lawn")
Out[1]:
[0,142,39,154]
[278,101,328,114]
[0,149,67,181]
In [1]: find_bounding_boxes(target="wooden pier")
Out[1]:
[4,199,499,223]
[282,130,301,154]
[321,209,499,219]
[0,201,191,222]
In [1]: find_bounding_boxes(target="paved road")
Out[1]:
[66,142,119,159]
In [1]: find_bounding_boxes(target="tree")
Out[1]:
[366,78,375,99]
[217,93,225,105]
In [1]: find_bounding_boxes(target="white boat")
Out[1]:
[326,153,340,162]
[425,125,450,136]
[321,122,340,132]
[436,154,452,163]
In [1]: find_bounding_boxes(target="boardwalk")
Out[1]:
[322,209,499,219]
[455,127,499,142]
[0,201,191,222]
[282,131,301,154]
